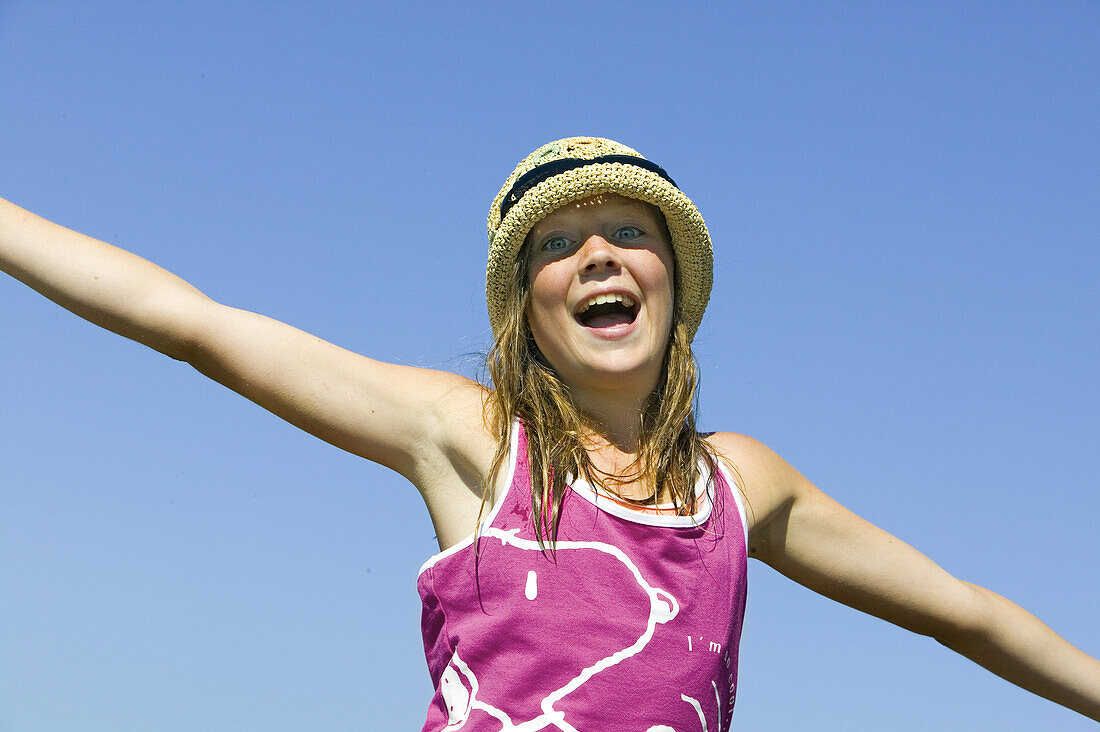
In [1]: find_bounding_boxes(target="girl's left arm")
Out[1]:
[715,432,1100,721]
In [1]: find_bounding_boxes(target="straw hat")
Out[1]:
[486,137,713,341]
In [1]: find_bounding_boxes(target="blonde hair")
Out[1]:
[483,216,718,546]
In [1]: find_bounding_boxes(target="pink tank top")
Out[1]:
[417,421,749,731]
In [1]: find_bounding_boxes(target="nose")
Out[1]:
[578,234,621,275]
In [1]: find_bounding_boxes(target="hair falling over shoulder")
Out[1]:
[481,247,718,548]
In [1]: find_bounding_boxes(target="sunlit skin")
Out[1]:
[3,171,1099,720]
[525,194,675,446]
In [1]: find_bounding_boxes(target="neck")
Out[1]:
[573,394,668,502]
[572,387,652,454]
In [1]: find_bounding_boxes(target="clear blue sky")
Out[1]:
[1,2,1097,730]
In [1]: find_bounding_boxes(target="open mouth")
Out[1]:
[575,293,639,329]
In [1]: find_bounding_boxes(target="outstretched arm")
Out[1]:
[713,432,1100,721]
[0,197,492,543]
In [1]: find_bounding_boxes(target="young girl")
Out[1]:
[2,137,1098,730]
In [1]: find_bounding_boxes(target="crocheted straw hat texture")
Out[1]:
[486,137,713,341]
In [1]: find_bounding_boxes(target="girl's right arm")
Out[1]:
[0,197,493,543]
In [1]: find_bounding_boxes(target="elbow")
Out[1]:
[138,314,207,364]
[930,580,994,652]
[116,289,217,364]
[165,295,225,364]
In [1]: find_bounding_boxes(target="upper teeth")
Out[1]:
[579,293,636,313]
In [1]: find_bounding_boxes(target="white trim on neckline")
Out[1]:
[415,422,749,576]
[568,462,714,528]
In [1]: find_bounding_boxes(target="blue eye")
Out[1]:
[543,235,572,251]
[615,226,643,240]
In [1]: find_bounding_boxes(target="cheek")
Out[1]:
[523,278,553,347]
[524,301,546,344]
[526,265,568,323]
[524,268,578,366]
[525,293,564,352]
[639,251,675,303]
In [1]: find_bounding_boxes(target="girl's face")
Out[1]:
[525,194,675,398]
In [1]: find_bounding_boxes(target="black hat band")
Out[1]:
[500,155,679,219]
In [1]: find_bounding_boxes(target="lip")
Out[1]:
[572,287,641,339]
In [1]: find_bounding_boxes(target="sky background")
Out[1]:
[1,2,1097,730]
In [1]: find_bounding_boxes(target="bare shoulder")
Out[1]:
[426,371,497,472]
[406,368,496,488]
[406,371,500,549]
[705,431,810,539]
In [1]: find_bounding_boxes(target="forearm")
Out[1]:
[940,581,1100,720]
[0,197,209,358]
[752,469,1100,721]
